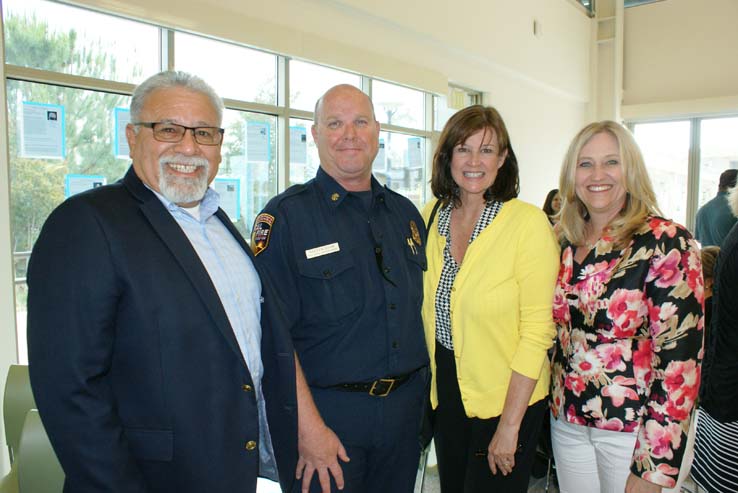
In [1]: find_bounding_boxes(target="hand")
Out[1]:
[296,422,350,493]
[487,423,519,476]
[625,473,662,493]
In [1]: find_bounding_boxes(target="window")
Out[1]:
[3,0,160,84]
[699,117,738,207]
[288,118,319,186]
[373,81,424,129]
[632,121,691,226]
[629,115,738,233]
[289,60,361,112]
[2,0,442,370]
[7,80,131,363]
[175,33,277,104]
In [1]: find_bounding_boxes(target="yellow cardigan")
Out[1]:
[421,198,560,418]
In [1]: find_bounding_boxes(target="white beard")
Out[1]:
[158,154,210,205]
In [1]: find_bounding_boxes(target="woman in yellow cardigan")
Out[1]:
[422,105,560,492]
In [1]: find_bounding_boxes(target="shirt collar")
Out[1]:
[314,166,386,208]
[146,184,221,222]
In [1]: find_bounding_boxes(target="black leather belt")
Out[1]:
[330,369,419,397]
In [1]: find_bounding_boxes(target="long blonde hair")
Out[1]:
[557,121,661,248]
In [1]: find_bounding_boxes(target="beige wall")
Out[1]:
[623,0,738,119]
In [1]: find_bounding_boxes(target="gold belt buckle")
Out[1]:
[369,378,395,397]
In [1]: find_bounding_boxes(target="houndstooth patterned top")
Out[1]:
[434,200,503,350]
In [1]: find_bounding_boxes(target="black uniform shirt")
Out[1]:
[252,168,429,386]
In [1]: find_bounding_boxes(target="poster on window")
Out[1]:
[114,107,131,158]
[20,102,65,159]
[65,174,107,198]
[246,122,270,163]
[372,138,386,170]
[290,126,307,164]
[213,178,241,221]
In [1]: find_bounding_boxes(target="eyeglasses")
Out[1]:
[135,122,224,146]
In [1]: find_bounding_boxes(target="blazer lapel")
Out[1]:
[123,168,246,365]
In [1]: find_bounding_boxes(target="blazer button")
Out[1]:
[245,440,257,451]
[242,384,253,392]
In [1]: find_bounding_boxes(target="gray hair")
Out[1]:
[130,70,224,125]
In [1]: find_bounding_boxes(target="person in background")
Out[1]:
[26,71,297,492]
[692,186,738,493]
[542,188,562,225]
[252,84,428,493]
[422,105,560,492]
[695,169,737,247]
[550,120,703,493]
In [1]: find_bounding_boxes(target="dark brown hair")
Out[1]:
[431,105,519,207]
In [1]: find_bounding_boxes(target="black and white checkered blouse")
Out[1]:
[434,200,503,350]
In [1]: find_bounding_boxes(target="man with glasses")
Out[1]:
[253,84,428,493]
[27,70,297,492]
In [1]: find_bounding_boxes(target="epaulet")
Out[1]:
[267,182,312,207]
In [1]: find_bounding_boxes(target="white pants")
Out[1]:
[551,413,691,493]
[551,414,637,493]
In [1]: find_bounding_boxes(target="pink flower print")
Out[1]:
[649,218,678,240]
[595,416,624,431]
[606,289,648,338]
[596,342,632,372]
[553,286,570,324]
[683,250,705,304]
[643,420,682,460]
[643,463,679,489]
[648,301,678,338]
[571,347,604,379]
[647,249,684,289]
[602,376,639,407]
[633,338,654,388]
[560,248,574,283]
[663,360,701,421]
[564,372,587,397]
[565,404,587,425]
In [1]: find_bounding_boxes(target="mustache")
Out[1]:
[159,154,209,168]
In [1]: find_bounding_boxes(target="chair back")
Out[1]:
[16,410,64,493]
[3,365,35,462]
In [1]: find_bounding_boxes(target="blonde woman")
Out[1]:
[550,121,704,493]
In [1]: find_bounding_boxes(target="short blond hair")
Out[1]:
[557,121,661,248]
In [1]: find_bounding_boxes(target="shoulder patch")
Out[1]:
[251,213,275,256]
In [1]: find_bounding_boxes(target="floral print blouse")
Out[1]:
[550,217,704,488]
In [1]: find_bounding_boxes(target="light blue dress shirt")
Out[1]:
[151,186,278,480]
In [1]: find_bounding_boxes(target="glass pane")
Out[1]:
[374,132,426,208]
[3,0,160,84]
[219,111,278,237]
[175,33,277,104]
[7,80,132,362]
[288,118,320,186]
[373,80,424,129]
[289,60,361,111]
[699,117,738,207]
[633,121,691,226]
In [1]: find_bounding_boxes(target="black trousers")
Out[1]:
[433,341,546,493]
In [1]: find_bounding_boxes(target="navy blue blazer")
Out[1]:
[27,167,297,492]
